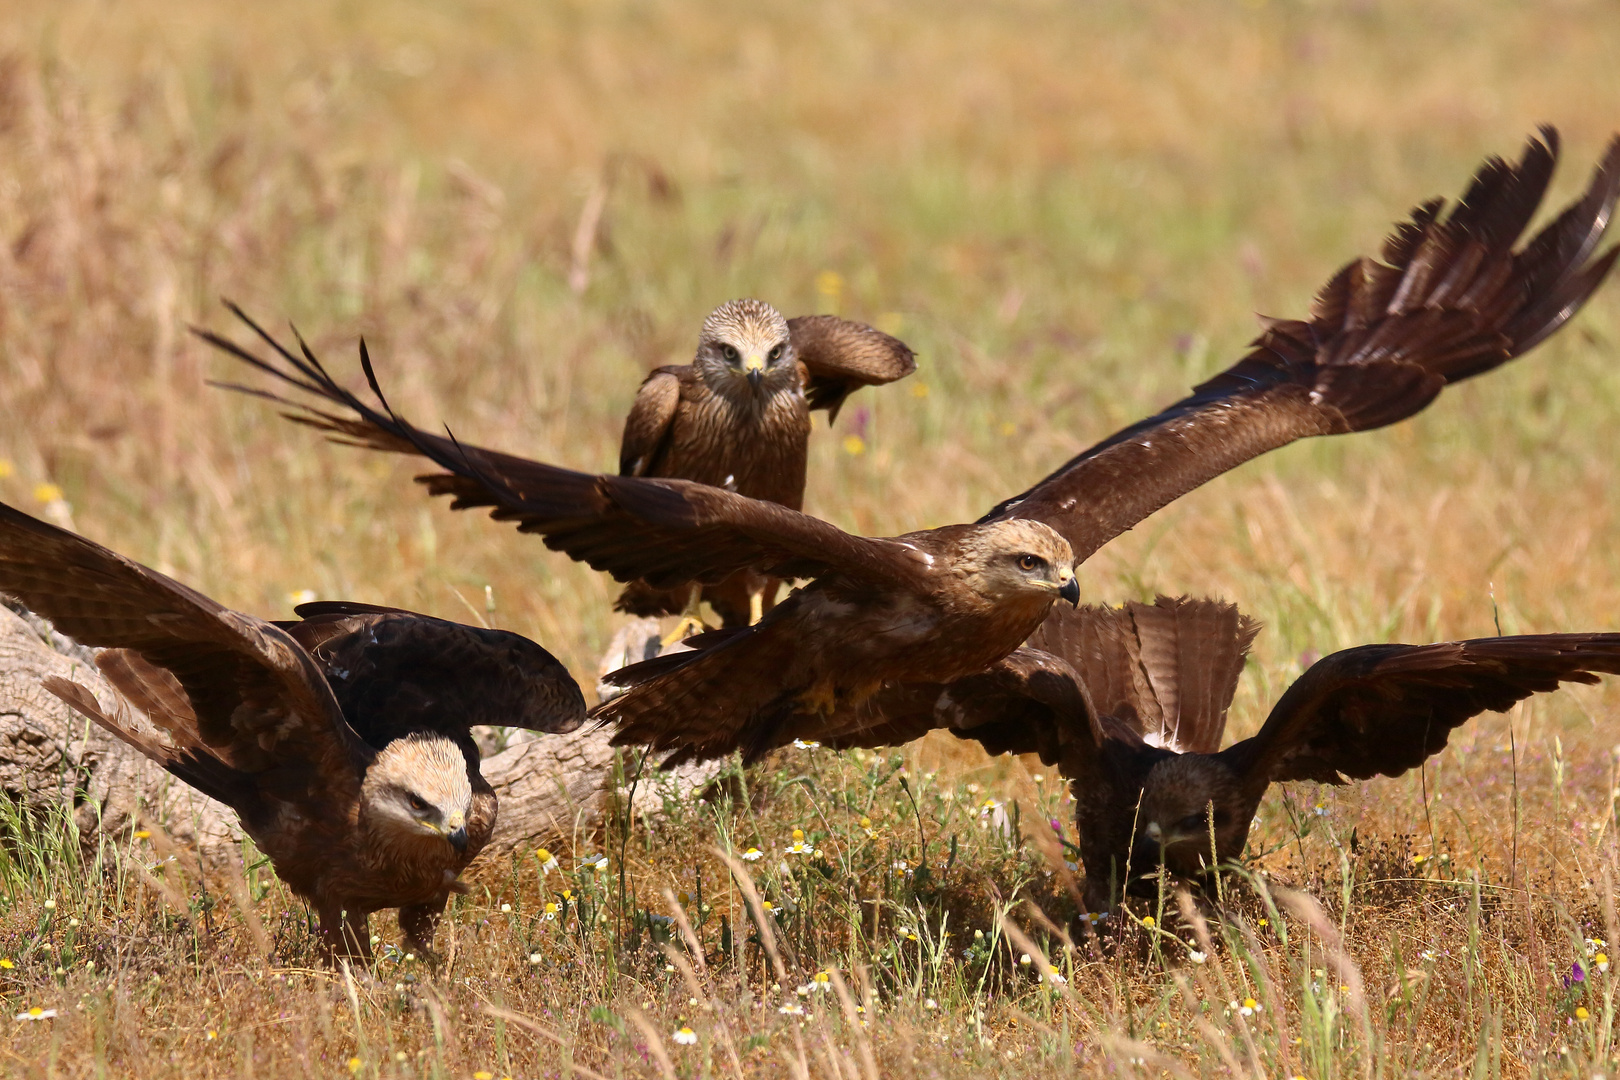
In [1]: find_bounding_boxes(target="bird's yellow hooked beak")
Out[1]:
[743,353,765,392]
[441,811,468,852]
[1056,566,1079,607]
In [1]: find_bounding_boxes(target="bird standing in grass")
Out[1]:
[615,298,917,635]
[0,500,585,963]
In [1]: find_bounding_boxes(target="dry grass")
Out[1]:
[2,0,1620,1075]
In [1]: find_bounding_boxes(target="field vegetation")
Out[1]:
[2,0,1620,1075]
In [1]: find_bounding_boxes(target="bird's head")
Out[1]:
[694,298,797,404]
[958,519,1080,610]
[1130,754,1251,877]
[360,735,474,857]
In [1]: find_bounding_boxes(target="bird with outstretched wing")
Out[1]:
[202,128,1619,768]
[829,596,1620,912]
[0,500,584,963]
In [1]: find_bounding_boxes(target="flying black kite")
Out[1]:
[0,501,584,962]
[203,128,1619,767]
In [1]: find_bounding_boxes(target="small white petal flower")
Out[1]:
[740,847,764,861]
[672,1026,698,1046]
[14,1008,56,1021]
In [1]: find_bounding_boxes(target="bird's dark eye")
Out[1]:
[1018,554,1041,572]
[1178,811,1208,832]
[768,343,784,362]
[721,344,740,363]
[407,794,428,813]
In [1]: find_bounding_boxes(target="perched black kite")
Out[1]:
[203,128,1619,767]
[825,596,1620,910]
[0,501,584,962]
[617,299,916,630]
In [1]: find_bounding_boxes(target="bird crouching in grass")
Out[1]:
[0,500,585,964]
[829,597,1620,913]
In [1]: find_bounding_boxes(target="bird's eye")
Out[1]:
[1017,553,1041,572]
[1178,811,1208,832]
[768,343,784,362]
[721,344,740,363]
[407,794,428,813]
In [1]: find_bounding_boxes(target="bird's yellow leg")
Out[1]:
[749,587,765,626]
[661,586,710,647]
[798,680,840,716]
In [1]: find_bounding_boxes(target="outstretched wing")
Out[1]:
[1028,596,1259,754]
[0,500,370,787]
[279,601,587,743]
[1223,633,1620,786]
[200,309,930,593]
[787,315,918,422]
[985,129,1620,561]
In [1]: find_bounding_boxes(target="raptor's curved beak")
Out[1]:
[1057,572,1080,607]
[743,354,765,393]
[443,811,468,852]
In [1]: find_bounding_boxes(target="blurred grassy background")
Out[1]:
[3,0,1620,1073]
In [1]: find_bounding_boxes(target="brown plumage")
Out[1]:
[835,597,1620,910]
[616,299,915,626]
[202,128,1618,766]
[0,500,585,963]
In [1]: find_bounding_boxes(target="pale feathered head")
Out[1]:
[957,519,1079,608]
[693,299,798,404]
[359,735,473,856]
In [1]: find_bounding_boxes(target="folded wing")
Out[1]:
[985,129,1620,561]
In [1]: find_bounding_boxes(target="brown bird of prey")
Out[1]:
[831,596,1620,911]
[616,299,917,633]
[0,500,585,962]
[202,128,1619,767]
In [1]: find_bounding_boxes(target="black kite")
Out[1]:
[830,596,1620,910]
[617,299,915,629]
[0,501,584,962]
